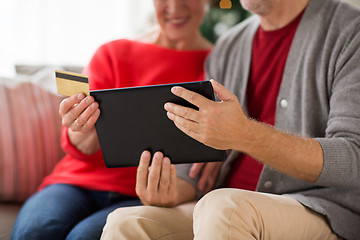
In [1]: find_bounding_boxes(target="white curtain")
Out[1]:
[0,0,155,77]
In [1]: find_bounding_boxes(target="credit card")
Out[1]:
[55,70,89,96]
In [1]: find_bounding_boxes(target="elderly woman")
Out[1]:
[11,0,211,239]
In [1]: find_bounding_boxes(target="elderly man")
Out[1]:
[101,0,360,239]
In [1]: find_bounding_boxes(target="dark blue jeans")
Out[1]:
[11,184,142,240]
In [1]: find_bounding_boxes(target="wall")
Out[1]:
[0,0,155,77]
[1,0,359,78]
[346,0,360,6]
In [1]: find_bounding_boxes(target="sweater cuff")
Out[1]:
[315,137,357,187]
[61,127,103,161]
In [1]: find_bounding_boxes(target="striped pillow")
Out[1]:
[0,81,65,202]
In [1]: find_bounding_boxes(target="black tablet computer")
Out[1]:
[90,81,226,168]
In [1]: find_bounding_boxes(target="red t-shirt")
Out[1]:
[225,12,304,190]
[39,40,211,196]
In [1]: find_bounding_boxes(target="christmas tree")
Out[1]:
[200,0,250,43]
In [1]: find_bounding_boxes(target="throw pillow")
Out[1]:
[0,81,65,202]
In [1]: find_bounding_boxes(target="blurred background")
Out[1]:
[0,0,153,77]
[0,0,359,78]
[0,0,249,78]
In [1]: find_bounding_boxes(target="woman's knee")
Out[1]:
[11,185,88,240]
[12,201,69,240]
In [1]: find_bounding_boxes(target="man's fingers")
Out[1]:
[164,103,198,122]
[171,86,210,109]
[197,173,207,192]
[210,79,235,102]
[189,163,205,179]
[202,174,216,194]
[167,112,200,136]
[136,151,151,197]
[197,162,223,192]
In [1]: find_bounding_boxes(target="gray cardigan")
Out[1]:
[177,0,360,239]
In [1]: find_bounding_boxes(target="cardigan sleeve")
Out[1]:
[315,18,360,188]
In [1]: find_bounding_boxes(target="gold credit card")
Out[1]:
[55,70,90,96]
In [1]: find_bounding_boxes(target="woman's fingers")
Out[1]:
[59,93,100,133]
[168,164,177,199]
[136,151,177,206]
[159,157,171,197]
[70,101,99,132]
[135,151,151,198]
[59,93,85,117]
[78,108,100,133]
[147,152,163,196]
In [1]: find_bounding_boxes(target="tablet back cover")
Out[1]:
[90,81,225,168]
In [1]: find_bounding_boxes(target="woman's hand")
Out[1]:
[59,93,101,154]
[136,151,178,207]
[59,93,100,133]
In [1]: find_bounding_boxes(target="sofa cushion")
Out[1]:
[0,81,65,202]
[0,203,22,239]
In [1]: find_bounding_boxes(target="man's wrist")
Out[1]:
[231,118,262,154]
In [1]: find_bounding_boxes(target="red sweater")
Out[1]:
[39,40,210,196]
[225,11,304,191]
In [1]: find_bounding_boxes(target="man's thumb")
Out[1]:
[210,79,234,102]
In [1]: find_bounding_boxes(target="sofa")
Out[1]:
[0,65,82,240]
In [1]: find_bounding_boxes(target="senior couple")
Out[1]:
[12,0,360,239]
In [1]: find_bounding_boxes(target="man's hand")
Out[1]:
[164,80,249,151]
[189,162,223,193]
[136,151,178,207]
[165,80,324,183]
